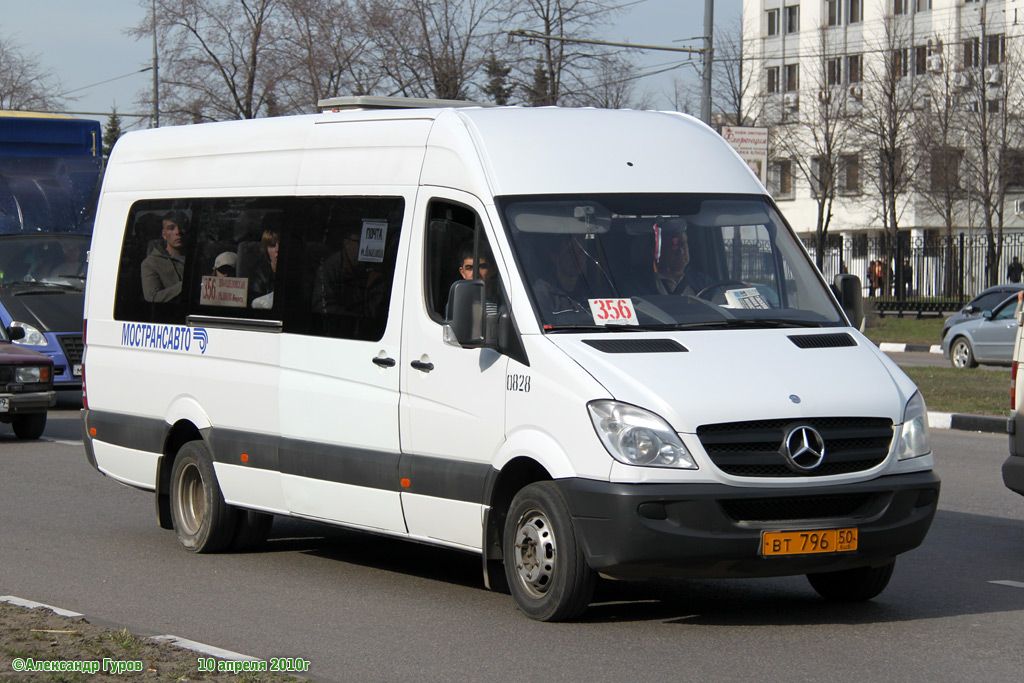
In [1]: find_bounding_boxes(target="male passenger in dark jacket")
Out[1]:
[141,211,188,302]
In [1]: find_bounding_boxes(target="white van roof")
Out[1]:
[103,106,765,199]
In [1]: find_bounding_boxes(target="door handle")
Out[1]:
[372,356,396,368]
[411,360,435,372]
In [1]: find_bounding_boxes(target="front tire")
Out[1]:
[807,560,895,601]
[503,482,595,621]
[169,441,237,553]
[950,337,977,368]
[12,413,46,440]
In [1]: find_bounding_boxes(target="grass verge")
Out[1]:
[901,365,1010,417]
[864,315,946,346]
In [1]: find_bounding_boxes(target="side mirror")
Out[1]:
[832,274,864,329]
[6,326,25,341]
[964,305,976,314]
[443,280,486,348]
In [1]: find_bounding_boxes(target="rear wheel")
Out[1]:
[169,441,237,553]
[950,337,977,369]
[12,413,46,440]
[807,560,895,602]
[503,482,595,621]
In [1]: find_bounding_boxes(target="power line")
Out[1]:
[58,67,153,98]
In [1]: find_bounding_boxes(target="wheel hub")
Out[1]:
[514,511,556,597]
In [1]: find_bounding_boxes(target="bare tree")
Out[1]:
[509,0,622,106]
[276,0,382,112]
[773,26,860,270]
[0,34,65,111]
[362,0,505,100]
[133,0,286,123]
[712,15,762,126]
[859,13,921,262]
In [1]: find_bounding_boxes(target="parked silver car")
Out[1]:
[941,284,1024,340]
[942,295,1020,368]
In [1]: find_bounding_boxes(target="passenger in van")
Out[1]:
[312,226,387,334]
[532,234,597,316]
[653,225,712,297]
[456,242,499,317]
[250,228,280,309]
[212,251,237,277]
[141,211,189,302]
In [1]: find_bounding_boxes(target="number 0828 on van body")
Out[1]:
[81,97,939,621]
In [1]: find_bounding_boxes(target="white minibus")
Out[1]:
[82,98,940,621]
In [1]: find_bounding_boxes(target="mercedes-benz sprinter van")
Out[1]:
[82,98,939,621]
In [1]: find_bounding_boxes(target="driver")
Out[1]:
[653,224,712,296]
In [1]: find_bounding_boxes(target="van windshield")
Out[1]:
[498,194,845,331]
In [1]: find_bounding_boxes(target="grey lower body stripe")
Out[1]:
[83,410,491,505]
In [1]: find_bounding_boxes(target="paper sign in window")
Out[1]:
[200,275,248,308]
[358,219,388,263]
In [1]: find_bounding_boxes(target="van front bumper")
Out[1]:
[555,471,940,580]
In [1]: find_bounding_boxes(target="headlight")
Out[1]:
[895,391,931,460]
[10,322,47,346]
[588,400,697,469]
[15,365,48,383]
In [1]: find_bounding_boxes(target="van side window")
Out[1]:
[301,196,404,341]
[114,202,194,325]
[189,198,286,315]
[424,199,503,323]
[114,196,405,340]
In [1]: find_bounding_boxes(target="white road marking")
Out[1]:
[990,580,1024,589]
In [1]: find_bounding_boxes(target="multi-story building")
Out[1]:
[743,0,1024,297]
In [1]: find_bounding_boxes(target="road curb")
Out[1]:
[928,411,1008,434]
[879,341,943,354]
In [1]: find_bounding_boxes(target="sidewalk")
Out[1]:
[877,340,1008,434]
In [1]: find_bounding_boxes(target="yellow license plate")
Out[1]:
[761,528,858,556]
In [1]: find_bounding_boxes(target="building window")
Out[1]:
[930,148,962,193]
[892,48,909,78]
[827,58,842,86]
[785,5,799,33]
[827,0,841,26]
[766,9,779,36]
[987,34,1005,65]
[894,0,906,15]
[915,46,928,75]
[916,0,931,11]
[810,156,830,198]
[840,154,860,194]
[847,54,863,83]
[964,38,979,68]
[767,66,780,94]
[849,0,862,23]
[771,159,794,199]
[785,63,800,91]
[1002,150,1024,188]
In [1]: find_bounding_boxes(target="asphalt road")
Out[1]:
[884,349,1012,369]
[3,410,1024,682]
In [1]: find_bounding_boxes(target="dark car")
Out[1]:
[0,324,56,439]
[941,284,1024,340]
[0,234,88,390]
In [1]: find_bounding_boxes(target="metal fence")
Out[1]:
[800,232,1024,307]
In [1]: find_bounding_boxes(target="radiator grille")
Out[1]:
[697,417,893,477]
[720,493,873,522]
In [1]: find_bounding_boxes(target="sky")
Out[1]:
[1,0,741,131]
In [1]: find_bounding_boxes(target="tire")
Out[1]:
[169,441,237,553]
[12,413,46,440]
[231,510,274,551]
[503,482,595,621]
[807,560,895,602]
[950,337,978,369]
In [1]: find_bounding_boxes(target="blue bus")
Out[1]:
[0,111,103,391]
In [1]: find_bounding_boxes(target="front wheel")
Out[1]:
[169,441,237,553]
[503,482,595,621]
[950,337,978,369]
[12,413,46,440]
[807,560,895,601]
